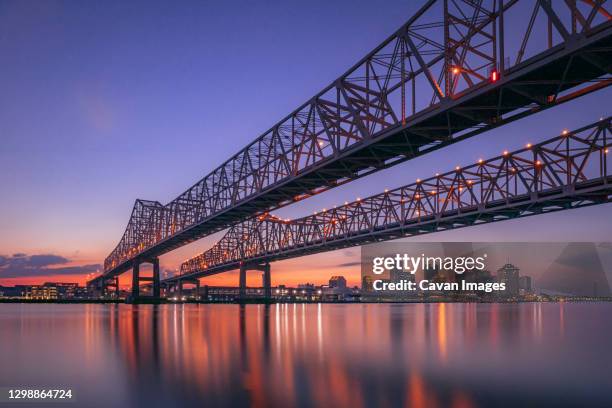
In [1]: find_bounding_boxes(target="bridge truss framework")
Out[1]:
[89,0,612,298]
[172,117,611,283]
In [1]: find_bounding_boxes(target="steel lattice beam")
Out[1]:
[171,117,611,281]
[93,0,612,285]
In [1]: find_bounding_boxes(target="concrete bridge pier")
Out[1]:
[238,262,272,302]
[263,263,271,300]
[239,264,247,299]
[128,258,161,303]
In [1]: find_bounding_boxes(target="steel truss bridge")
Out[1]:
[168,118,611,282]
[89,0,612,298]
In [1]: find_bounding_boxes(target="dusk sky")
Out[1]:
[1,0,611,288]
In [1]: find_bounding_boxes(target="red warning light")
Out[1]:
[490,69,499,82]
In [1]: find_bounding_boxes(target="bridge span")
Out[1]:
[165,117,611,292]
[90,0,612,291]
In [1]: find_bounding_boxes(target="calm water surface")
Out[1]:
[1,303,612,408]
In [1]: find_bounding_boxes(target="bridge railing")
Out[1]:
[180,117,611,275]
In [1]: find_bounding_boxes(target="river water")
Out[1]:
[1,303,611,407]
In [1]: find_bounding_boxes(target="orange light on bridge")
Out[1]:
[452,67,460,75]
[526,143,532,148]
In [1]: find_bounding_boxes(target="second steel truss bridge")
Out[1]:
[170,117,611,283]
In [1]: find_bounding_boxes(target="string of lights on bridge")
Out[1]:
[270,125,609,225]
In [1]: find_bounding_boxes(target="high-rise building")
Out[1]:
[390,268,415,284]
[329,276,347,289]
[519,276,532,293]
[424,266,439,281]
[497,263,520,296]
[362,276,374,292]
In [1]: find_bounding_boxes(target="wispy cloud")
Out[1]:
[335,261,362,268]
[0,253,101,278]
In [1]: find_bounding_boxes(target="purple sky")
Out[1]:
[1,0,610,286]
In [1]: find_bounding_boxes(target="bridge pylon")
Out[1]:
[239,262,272,303]
[127,257,161,303]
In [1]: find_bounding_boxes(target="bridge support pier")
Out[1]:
[128,258,161,303]
[263,263,271,300]
[152,258,160,299]
[131,263,140,299]
[239,265,247,299]
[238,262,272,302]
[195,279,201,300]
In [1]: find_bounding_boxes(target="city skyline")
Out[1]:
[1,0,611,289]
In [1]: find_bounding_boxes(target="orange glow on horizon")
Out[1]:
[1,252,362,289]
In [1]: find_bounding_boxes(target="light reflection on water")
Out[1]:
[1,303,611,407]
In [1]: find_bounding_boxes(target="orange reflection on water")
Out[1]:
[4,303,611,407]
[408,372,437,408]
[83,303,553,406]
[437,303,448,362]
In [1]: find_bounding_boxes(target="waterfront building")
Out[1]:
[519,276,533,294]
[25,285,58,300]
[362,276,374,292]
[390,268,414,284]
[497,263,520,297]
[329,276,347,289]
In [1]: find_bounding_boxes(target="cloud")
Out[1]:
[0,253,101,279]
[343,249,357,258]
[335,261,362,268]
[162,267,179,278]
